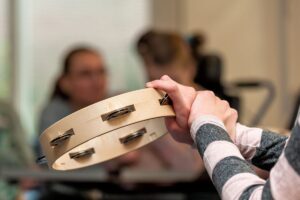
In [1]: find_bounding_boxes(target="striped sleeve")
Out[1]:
[235,123,288,170]
[190,116,300,200]
[244,118,300,199]
[268,118,300,199]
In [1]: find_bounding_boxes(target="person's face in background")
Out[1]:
[62,52,107,109]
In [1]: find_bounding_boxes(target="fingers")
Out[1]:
[146,75,172,87]
[165,117,194,144]
[188,92,212,126]
[146,75,177,92]
[189,91,234,126]
[224,108,238,124]
[147,75,197,139]
[146,79,178,94]
[146,76,187,111]
[160,75,172,81]
[165,117,180,133]
[219,100,230,118]
[221,100,230,109]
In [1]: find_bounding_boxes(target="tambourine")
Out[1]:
[37,88,175,170]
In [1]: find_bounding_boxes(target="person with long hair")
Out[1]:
[134,30,204,173]
[36,46,108,156]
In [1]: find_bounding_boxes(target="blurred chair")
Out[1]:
[188,33,240,112]
[189,33,275,126]
[230,80,275,126]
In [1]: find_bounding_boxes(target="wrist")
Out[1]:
[190,115,226,142]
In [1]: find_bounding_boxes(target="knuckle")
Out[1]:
[232,109,238,117]
[187,86,196,94]
[219,99,226,105]
[222,100,229,107]
[172,84,179,91]
[188,86,195,92]
[161,75,169,80]
[202,90,214,97]
[229,109,238,118]
[168,83,176,92]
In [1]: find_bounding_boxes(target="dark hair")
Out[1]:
[187,32,206,60]
[51,46,99,100]
[136,30,177,66]
[136,30,193,67]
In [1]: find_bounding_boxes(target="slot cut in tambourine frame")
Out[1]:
[101,104,136,121]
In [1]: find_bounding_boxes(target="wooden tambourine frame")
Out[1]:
[38,88,175,170]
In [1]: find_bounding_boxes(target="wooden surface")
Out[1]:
[40,88,175,170]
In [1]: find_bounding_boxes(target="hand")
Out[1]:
[188,91,238,142]
[146,75,196,145]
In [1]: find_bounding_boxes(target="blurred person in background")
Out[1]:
[35,46,140,169]
[39,46,107,135]
[35,44,200,173]
[135,30,269,180]
[34,46,143,199]
[133,30,204,173]
[34,39,205,199]
[137,30,201,90]
[35,46,108,156]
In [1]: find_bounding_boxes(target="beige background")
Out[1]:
[4,0,300,138]
[152,0,300,128]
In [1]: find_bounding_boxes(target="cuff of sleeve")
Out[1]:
[190,115,227,142]
[235,123,263,145]
[235,123,263,160]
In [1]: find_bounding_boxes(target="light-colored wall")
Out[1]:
[151,0,181,31]
[287,0,300,114]
[7,0,300,139]
[152,0,300,127]
[0,0,10,100]
[10,0,151,138]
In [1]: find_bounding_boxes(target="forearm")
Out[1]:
[191,117,300,200]
[191,116,266,199]
[235,123,288,170]
[266,120,300,199]
[237,120,300,199]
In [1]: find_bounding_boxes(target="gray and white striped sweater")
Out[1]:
[190,115,299,200]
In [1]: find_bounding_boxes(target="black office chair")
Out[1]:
[193,53,275,126]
